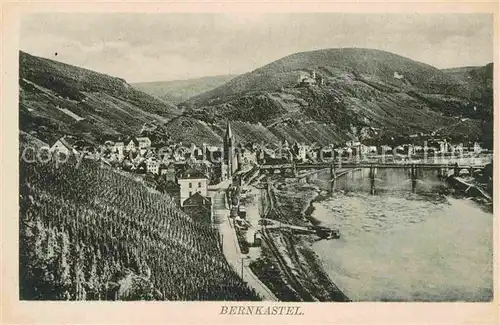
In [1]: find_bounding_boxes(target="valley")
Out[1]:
[18,46,494,302]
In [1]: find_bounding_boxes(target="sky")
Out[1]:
[20,13,493,83]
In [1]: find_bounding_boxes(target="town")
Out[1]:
[39,122,488,231]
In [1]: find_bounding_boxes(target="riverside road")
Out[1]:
[208,187,278,301]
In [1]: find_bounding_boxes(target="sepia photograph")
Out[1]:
[15,11,494,305]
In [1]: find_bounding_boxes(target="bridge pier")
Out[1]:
[410,164,417,193]
[469,166,474,177]
[330,163,336,194]
[437,168,445,181]
[369,165,376,195]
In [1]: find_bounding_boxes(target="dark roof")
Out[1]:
[183,192,211,206]
[53,136,77,150]
[163,180,180,189]
[180,167,207,179]
[159,162,176,168]
[125,137,139,146]
[59,138,74,149]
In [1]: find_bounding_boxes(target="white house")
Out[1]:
[263,148,276,159]
[241,149,257,165]
[178,168,208,207]
[190,144,205,161]
[474,142,482,154]
[453,143,464,156]
[146,157,160,174]
[381,145,393,154]
[438,140,449,153]
[297,143,308,161]
[113,142,125,160]
[125,138,139,152]
[359,144,377,156]
[136,137,151,149]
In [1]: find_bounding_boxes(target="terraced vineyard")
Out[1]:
[19,155,260,301]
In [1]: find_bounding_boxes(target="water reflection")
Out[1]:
[318,167,453,199]
[310,168,493,302]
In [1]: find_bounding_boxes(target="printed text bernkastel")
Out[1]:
[220,306,303,315]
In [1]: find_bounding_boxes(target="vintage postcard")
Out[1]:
[1,1,498,324]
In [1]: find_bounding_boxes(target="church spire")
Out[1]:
[225,121,233,140]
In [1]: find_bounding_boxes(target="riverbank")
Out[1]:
[447,176,493,211]
[246,176,349,302]
[243,167,493,302]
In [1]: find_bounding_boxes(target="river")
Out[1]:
[310,168,493,301]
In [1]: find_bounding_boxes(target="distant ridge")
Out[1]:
[180,48,492,147]
[132,74,236,104]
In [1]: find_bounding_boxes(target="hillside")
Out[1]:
[19,149,259,300]
[441,66,483,76]
[187,48,467,104]
[19,49,493,149]
[442,63,494,147]
[183,48,492,146]
[132,75,236,104]
[442,63,493,107]
[19,51,182,145]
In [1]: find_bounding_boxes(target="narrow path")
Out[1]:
[208,188,278,301]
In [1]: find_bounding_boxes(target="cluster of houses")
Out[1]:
[46,123,251,223]
[256,137,486,165]
[330,138,485,159]
[46,122,486,225]
[48,131,485,179]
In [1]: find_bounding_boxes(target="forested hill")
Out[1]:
[19,51,182,145]
[186,48,468,104]
[19,49,493,149]
[442,63,493,111]
[19,150,259,300]
[180,48,493,147]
